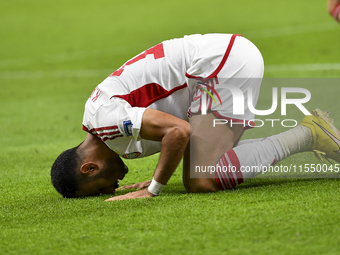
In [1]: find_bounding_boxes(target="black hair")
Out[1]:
[50,144,83,198]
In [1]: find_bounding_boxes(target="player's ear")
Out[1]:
[80,162,99,175]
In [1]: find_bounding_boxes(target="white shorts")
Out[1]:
[185,34,264,128]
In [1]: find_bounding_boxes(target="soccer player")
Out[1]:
[328,0,340,22]
[50,33,340,200]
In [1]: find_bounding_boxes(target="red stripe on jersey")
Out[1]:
[82,125,123,141]
[215,173,224,190]
[113,83,187,107]
[102,135,124,141]
[332,3,340,21]
[96,130,121,137]
[227,149,243,185]
[208,34,240,78]
[185,34,241,80]
[83,125,120,134]
[221,169,231,189]
[215,157,232,190]
[110,43,165,77]
[83,125,90,133]
[88,125,119,132]
[220,154,234,188]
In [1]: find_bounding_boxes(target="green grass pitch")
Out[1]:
[1,0,340,254]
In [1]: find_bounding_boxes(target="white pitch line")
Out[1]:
[243,22,338,39]
[1,22,337,70]
[0,69,113,79]
[266,63,340,72]
[0,63,339,79]
[0,46,129,69]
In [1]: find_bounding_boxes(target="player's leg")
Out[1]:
[182,113,244,193]
[328,0,340,22]
[184,109,340,193]
[214,109,340,190]
[183,34,264,192]
[235,109,340,169]
[214,124,313,190]
[183,116,311,192]
[183,35,340,193]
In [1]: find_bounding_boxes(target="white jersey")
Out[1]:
[82,34,263,159]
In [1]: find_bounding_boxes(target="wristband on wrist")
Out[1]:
[332,3,340,22]
[148,178,165,196]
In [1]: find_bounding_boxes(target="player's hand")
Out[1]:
[116,180,152,191]
[105,188,155,201]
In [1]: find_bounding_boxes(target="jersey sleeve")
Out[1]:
[83,97,147,142]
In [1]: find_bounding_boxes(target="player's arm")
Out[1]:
[105,109,190,201]
[328,0,340,22]
[140,108,190,185]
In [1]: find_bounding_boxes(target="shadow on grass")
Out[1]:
[60,177,339,201]
[236,176,339,190]
[164,177,339,196]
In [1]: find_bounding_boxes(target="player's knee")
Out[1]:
[184,179,219,193]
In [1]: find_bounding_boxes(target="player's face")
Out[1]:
[76,155,129,197]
